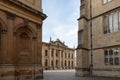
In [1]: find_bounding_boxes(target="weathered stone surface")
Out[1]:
[0,0,46,80]
[76,0,120,77]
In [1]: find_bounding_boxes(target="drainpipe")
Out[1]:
[90,0,93,77]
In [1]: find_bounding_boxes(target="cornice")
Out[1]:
[77,15,89,21]
[42,42,74,50]
[9,0,47,20]
[78,29,83,33]
[0,1,46,24]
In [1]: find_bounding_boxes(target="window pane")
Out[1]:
[45,50,48,56]
[109,58,113,65]
[105,58,109,65]
[104,50,108,57]
[119,12,120,30]
[104,50,108,65]
[115,57,119,65]
[108,0,112,2]
[65,60,66,66]
[103,15,109,34]
[68,61,70,66]
[103,0,107,4]
[113,12,119,32]
[45,59,48,66]
[109,14,113,32]
[114,49,119,57]
[109,49,113,58]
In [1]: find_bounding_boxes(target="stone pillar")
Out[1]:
[6,13,15,64]
[1,28,7,64]
[63,50,65,69]
[35,24,43,79]
[49,48,51,70]
[53,49,56,69]
[59,50,61,69]
[76,0,90,77]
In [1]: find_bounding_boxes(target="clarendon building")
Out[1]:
[0,0,46,80]
[76,0,120,77]
[42,39,75,70]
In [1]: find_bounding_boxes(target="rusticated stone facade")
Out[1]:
[76,0,120,77]
[0,0,46,80]
[42,39,75,70]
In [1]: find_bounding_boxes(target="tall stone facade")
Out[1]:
[76,0,120,77]
[0,0,46,80]
[42,39,75,70]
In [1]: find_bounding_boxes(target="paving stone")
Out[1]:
[44,70,120,80]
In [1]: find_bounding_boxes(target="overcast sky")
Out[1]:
[42,0,80,48]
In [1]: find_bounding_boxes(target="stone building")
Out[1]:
[42,39,75,70]
[76,0,120,77]
[0,0,46,80]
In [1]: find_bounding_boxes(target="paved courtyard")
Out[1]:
[43,70,120,80]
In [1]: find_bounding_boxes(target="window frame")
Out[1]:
[113,12,119,32]
[104,50,109,65]
[103,11,120,34]
[103,0,112,4]
[45,59,48,66]
[45,50,48,56]
[104,49,120,66]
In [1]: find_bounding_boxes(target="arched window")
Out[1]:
[109,49,113,57]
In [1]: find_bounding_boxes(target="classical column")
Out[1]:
[49,48,51,70]
[53,49,56,69]
[59,50,61,69]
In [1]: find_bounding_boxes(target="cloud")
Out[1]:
[42,0,80,48]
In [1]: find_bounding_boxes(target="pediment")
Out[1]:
[53,39,67,47]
